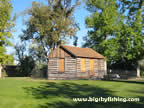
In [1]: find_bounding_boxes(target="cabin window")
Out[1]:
[59,59,64,72]
[89,59,94,76]
[81,58,86,72]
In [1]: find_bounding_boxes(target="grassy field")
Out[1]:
[0,78,144,108]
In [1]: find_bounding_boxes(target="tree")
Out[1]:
[84,0,122,62]
[15,43,35,77]
[15,43,27,62]
[0,0,15,77]
[116,0,144,77]
[28,44,47,64]
[84,0,144,77]
[19,56,35,77]
[21,0,80,62]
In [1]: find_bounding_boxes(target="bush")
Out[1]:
[18,56,35,77]
[31,64,47,78]
[141,72,144,77]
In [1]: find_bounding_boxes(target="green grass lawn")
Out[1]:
[0,77,144,108]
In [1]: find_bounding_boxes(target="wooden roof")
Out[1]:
[48,45,105,59]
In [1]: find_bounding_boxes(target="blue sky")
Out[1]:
[7,0,90,55]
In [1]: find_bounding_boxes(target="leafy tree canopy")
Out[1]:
[0,0,15,65]
[84,0,144,70]
[21,0,80,61]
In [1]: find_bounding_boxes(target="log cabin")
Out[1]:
[47,45,107,80]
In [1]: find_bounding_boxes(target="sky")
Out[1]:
[6,0,91,55]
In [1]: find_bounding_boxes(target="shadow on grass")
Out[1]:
[24,81,144,108]
[110,80,144,85]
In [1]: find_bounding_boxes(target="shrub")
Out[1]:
[31,64,47,78]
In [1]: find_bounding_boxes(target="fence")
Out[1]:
[107,69,137,79]
[2,65,21,77]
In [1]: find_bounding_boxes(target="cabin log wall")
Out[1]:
[48,57,76,80]
[94,59,105,78]
[76,58,105,79]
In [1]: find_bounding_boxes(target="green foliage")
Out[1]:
[31,64,48,78]
[84,0,144,68]
[15,43,35,77]
[0,0,15,65]
[21,0,80,59]
[18,56,35,77]
[29,44,48,64]
[84,0,123,61]
[15,43,27,61]
[5,54,14,65]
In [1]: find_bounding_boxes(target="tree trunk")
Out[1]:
[136,2,143,77]
[104,60,107,75]
[0,65,2,78]
[137,63,140,77]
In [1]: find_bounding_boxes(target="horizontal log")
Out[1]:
[49,75,75,77]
